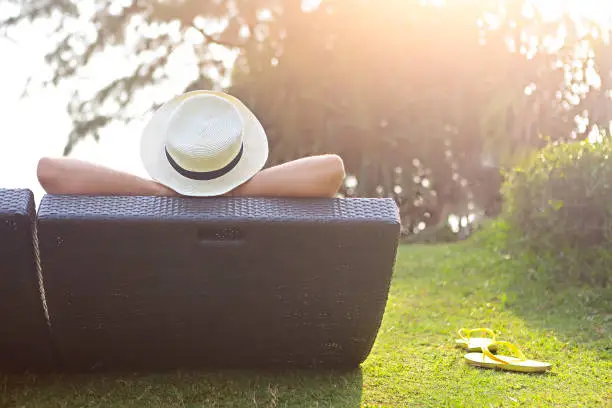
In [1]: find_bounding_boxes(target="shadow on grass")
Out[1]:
[501,267,611,355]
[1,369,363,408]
[456,232,611,358]
[454,227,610,354]
[409,238,611,357]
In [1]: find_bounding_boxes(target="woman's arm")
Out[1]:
[37,154,345,198]
[37,157,176,196]
[231,154,345,198]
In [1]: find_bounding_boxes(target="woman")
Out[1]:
[38,90,345,198]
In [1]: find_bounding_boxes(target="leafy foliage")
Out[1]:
[502,135,612,285]
[2,0,612,237]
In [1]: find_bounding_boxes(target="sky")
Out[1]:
[0,0,611,206]
[0,2,234,204]
[0,35,148,203]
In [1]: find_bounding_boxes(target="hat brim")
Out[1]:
[140,90,269,197]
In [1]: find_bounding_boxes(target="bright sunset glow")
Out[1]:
[0,0,611,204]
[426,0,612,27]
[533,0,612,23]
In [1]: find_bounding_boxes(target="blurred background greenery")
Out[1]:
[1,0,611,241]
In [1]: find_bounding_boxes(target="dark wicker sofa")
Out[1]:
[1,188,400,372]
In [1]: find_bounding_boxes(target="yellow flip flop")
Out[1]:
[455,328,498,352]
[464,341,552,373]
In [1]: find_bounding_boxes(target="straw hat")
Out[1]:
[140,90,268,196]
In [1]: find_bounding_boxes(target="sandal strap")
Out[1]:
[481,341,527,364]
[457,327,496,341]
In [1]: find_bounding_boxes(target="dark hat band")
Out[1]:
[165,143,244,181]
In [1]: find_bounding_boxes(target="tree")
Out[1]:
[2,0,611,237]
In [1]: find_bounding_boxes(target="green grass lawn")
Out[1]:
[2,241,611,407]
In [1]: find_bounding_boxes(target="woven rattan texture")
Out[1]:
[38,195,399,222]
[0,189,53,372]
[38,195,400,371]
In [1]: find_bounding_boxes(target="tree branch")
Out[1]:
[193,26,244,49]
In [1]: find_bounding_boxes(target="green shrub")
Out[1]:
[502,138,612,286]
